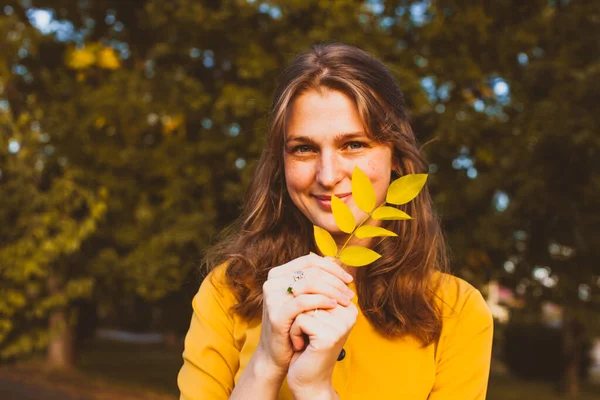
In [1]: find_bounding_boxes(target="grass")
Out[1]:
[488,373,600,400]
[78,339,182,396]
[0,339,182,400]
[80,339,600,399]
[2,338,599,399]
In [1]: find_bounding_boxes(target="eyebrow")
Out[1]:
[285,131,368,145]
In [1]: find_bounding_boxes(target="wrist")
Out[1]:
[231,350,287,399]
[290,384,338,400]
[249,349,287,384]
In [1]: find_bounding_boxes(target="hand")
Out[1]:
[286,300,358,397]
[254,254,355,379]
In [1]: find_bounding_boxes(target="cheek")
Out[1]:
[364,159,392,198]
[284,162,312,192]
[364,159,391,181]
[366,159,379,173]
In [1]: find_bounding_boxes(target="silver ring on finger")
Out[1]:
[292,270,306,282]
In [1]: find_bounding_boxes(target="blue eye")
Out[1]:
[293,145,314,153]
[347,142,365,150]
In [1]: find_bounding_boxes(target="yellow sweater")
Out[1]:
[178,264,493,399]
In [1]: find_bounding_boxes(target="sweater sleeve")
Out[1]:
[177,267,240,400]
[428,288,494,400]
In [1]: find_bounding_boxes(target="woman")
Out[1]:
[178,42,493,399]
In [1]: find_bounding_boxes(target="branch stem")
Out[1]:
[336,203,385,258]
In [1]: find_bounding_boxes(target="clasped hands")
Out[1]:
[257,253,358,399]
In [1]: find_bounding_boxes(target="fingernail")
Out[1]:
[329,299,338,305]
[345,273,353,282]
[346,289,355,298]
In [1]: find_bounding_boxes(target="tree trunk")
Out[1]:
[47,308,77,369]
[561,313,584,398]
[563,363,579,398]
[46,274,77,369]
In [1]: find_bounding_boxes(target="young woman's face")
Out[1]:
[284,89,396,242]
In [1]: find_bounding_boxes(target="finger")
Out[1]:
[290,313,322,351]
[302,302,358,332]
[290,324,307,352]
[290,312,339,350]
[274,254,353,283]
[290,270,354,306]
[307,267,355,299]
[277,294,337,324]
[320,302,359,332]
[306,254,353,283]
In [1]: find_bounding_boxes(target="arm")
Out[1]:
[291,386,340,400]
[178,255,352,400]
[428,288,494,400]
[177,269,284,400]
[287,303,357,400]
[230,350,286,400]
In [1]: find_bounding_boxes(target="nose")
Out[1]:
[316,150,344,188]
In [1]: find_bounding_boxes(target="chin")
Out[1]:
[313,218,344,235]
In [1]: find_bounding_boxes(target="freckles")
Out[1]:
[286,164,313,188]
[366,160,381,177]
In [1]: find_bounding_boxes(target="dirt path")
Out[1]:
[0,365,176,400]
[0,376,90,400]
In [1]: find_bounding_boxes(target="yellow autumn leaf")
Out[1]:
[97,47,121,70]
[331,195,356,233]
[371,206,412,220]
[355,225,397,239]
[352,166,376,213]
[386,174,428,205]
[339,246,381,267]
[313,225,338,257]
[162,115,184,135]
[95,116,106,129]
[66,47,96,70]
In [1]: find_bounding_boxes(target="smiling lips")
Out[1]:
[313,192,351,201]
[313,192,352,210]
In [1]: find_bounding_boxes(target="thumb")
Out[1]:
[290,316,308,351]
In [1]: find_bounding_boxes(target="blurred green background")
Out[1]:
[0,0,598,399]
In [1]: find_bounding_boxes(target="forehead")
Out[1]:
[285,89,366,140]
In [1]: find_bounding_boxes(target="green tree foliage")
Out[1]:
[0,0,598,366]
[0,17,107,358]
[417,0,600,320]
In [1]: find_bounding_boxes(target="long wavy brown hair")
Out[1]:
[204,42,449,346]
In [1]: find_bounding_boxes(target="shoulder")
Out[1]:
[194,262,239,317]
[433,272,493,329]
[205,262,232,292]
